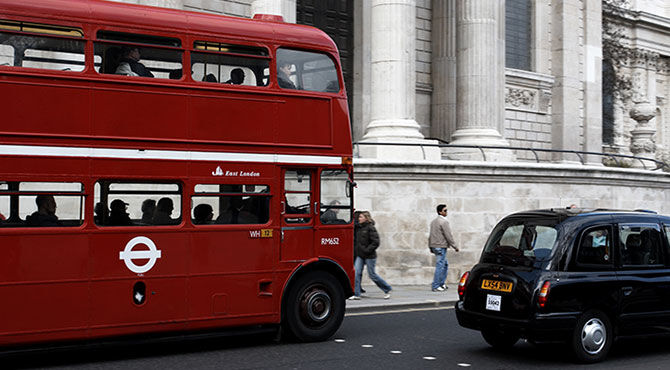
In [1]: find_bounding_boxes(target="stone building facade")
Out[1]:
[109,0,670,285]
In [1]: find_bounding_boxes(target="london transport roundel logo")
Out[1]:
[119,236,162,274]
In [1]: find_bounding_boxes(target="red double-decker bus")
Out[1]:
[0,0,354,348]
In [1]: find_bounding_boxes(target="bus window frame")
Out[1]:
[0,21,88,74]
[273,46,342,95]
[191,182,273,227]
[189,38,271,88]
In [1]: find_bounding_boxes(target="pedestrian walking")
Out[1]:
[429,204,459,292]
[350,211,392,300]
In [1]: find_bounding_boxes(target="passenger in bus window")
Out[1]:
[94,202,109,225]
[108,199,132,226]
[193,204,214,225]
[26,195,59,227]
[116,46,154,78]
[277,63,297,89]
[217,196,258,224]
[153,197,178,225]
[141,199,156,224]
[225,68,245,85]
[169,69,182,80]
[202,73,218,83]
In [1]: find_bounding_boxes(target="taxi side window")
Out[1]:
[576,226,612,266]
[619,224,664,266]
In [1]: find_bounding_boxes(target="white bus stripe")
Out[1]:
[0,144,342,165]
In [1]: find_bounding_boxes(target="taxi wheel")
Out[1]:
[283,271,345,342]
[481,327,520,349]
[571,310,612,363]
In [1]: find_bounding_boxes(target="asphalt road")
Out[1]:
[5,307,670,369]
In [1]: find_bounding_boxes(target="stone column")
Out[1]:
[446,0,512,161]
[359,0,440,161]
[431,1,457,142]
[251,0,296,23]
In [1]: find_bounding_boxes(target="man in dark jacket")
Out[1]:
[26,195,59,227]
[116,47,154,77]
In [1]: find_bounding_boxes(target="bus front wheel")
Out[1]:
[283,271,345,342]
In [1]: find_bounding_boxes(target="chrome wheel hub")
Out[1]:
[581,318,606,355]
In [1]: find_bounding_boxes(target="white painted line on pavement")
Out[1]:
[390,350,402,354]
[423,356,436,360]
[334,339,346,343]
[345,305,453,317]
[361,344,374,348]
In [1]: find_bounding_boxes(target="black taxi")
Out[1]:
[455,208,670,363]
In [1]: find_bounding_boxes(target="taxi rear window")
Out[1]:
[482,218,559,265]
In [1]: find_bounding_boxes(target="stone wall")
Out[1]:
[353,160,670,286]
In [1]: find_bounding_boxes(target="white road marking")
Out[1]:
[346,306,453,317]
[334,339,346,343]
[457,364,472,367]
[423,356,436,360]
[361,344,374,348]
[390,350,402,354]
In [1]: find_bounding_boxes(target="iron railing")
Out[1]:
[352,141,669,171]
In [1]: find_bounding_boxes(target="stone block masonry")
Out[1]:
[353,160,670,286]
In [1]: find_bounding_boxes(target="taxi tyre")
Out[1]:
[481,327,520,349]
[570,310,612,363]
[283,271,345,342]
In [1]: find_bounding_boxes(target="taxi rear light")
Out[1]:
[458,271,470,299]
[538,281,551,308]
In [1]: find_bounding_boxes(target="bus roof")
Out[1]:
[0,0,339,53]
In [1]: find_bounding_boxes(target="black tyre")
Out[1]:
[481,327,520,349]
[571,310,612,363]
[283,271,345,342]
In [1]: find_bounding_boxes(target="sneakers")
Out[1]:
[383,293,391,300]
[431,286,445,292]
[441,284,449,290]
[348,295,361,300]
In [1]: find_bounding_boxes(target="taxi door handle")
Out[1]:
[622,286,633,296]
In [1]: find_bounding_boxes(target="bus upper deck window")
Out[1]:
[276,48,340,93]
[191,41,270,87]
[0,20,85,72]
[94,31,183,79]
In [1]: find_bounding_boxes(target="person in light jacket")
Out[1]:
[350,211,392,300]
[429,204,459,292]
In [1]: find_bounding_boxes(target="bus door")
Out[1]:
[281,169,315,262]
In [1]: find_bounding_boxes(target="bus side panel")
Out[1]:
[314,228,354,286]
[187,231,277,328]
[0,78,91,137]
[0,233,89,345]
[88,232,189,337]
[189,93,278,144]
[275,97,332,147]
[91,86,189,141]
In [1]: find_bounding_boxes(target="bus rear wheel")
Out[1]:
[283,271,345,342]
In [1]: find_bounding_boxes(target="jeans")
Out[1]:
[431,248,448,289]
[354,256,392,296]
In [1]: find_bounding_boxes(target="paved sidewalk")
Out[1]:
[345,284,458,314]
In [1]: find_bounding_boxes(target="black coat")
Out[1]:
[355,222,380,259]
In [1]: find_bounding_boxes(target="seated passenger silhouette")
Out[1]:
[202,73,218,83]
[277,63,297,89]
[193,204,214,225]
[140,199,156,225]
[94,201,109,225]
[225,68,245,84]
[152,197,178,225]
[116,46,154,77]
[217,197,258,224]
[108,199,132,226]
[26,195,59,227]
